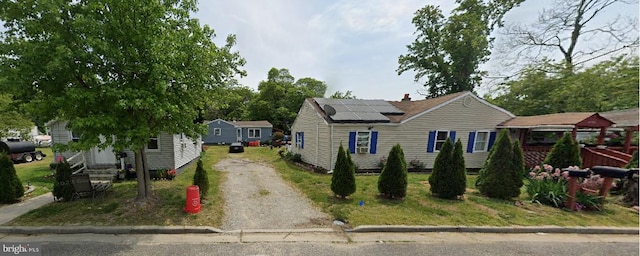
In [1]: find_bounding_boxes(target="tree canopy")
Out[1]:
[500,0,639,72]
[0,94,33,139]
[247,68,326,131]
[0,0,245,200]
[398,0,523,98]
[489,55,639,115]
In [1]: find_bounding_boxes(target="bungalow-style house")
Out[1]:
[47,120,202,172]
[204,119,273,145]
[290,92,515,171]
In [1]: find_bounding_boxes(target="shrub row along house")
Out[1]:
[290,92,514,171]
[290,91,638,171]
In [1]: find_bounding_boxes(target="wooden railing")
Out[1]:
[67,152,87,174]
[581,148,629,168]
[522,145,632,168]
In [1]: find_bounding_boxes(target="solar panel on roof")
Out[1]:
[313,97,404,122]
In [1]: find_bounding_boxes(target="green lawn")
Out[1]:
[5,146,639,227]
[5,146,227,226]
[13,147,55,198]
[246,147,639,227]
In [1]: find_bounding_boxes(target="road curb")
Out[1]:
[0,226,223,235]
[349,225,640,235]
[0,225,637,235]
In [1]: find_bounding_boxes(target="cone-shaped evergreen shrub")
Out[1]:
[52,160,73,202]
[478,129,522,199]
[0,153,24,203]
[475,135,498,188]
[512,140,526,183]
[430,139,467,199]
[193,159,209,199]
[378,144,408,199]
[331,144,356,198]
[429,138,453,196]
[544,132,582,168]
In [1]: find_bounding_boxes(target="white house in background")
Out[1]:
[289,91,516,171]
[47,120,201,171]
[2,126,39,142]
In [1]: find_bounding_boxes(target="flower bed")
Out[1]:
[526,164,604,211]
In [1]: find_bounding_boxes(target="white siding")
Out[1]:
[290,101,330,168]
[173,134,202,169]
[392,94,514,169]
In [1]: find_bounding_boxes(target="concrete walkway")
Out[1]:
[0,192,54,225]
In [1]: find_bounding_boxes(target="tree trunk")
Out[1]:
[135,148,152,200]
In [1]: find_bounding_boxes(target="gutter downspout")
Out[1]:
[330,124,334,171]
[316,121,319,166]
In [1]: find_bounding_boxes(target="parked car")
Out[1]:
[229,142,244,153]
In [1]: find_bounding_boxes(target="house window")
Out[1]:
[147,137,160,152]
[214,128,221,136]
[474,131,490,152]
[70,131,80,142]
[295,132,304,148]
[249,128,261,138]
[356,131,370,154]
[435,130,452,151]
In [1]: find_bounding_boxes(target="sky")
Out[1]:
[195,1,638,101]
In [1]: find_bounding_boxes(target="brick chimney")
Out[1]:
[401,93,411,101]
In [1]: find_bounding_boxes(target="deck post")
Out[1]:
[597,127,606,145]
[624,129,634,154]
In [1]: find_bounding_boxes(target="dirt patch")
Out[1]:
[215,157,332,230]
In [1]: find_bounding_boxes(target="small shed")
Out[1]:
[204,119,273,145]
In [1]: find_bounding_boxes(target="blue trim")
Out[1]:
[449,131,456,143]
[427,131,436,153]
[467,132,476,153]
[488,131,497,150]
[301,132,304,149]
[370,131,378,154]
[348,132,356,154]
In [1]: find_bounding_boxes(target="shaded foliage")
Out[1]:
[53,160,73,202]
[378,144,408,199]
[544,133,582,169]
[331,144,356,198]
[193,159,209,200]
[0,152,24,203]
[477,129,523,199]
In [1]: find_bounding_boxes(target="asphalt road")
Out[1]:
[1,232,637,256]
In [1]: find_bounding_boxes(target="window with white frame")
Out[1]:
[147,137,160,151]
[248,128,261,138]
[474,131,490,152]
[70,131,80,142]
[435,130,451,151]
[356,131,370,153]
[214,128,221,136]
[295,132,303,148]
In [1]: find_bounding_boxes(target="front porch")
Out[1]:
[498,111,638,168]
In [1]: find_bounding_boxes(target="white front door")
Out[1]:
[237,128,242,142]
[92,136,116,165]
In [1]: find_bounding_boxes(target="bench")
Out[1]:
[71,173,112,200]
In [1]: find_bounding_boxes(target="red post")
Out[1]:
[565,177,580,210]
[624,129,634,154]
[598,177,616,204]
[597,127,606,145]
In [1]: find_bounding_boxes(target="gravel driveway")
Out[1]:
[215,156,332,230]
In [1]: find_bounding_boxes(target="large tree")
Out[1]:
[329,90,357,99]
[0,0,245,201]
[248,68,326,131]
[398,0,523,98]
[500,0,639,72]
[489,55,639,115]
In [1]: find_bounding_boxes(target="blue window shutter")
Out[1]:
[294,132,298,146]
[467,132,476,153]
[369,131,378,154]
[449,131,456,143]
[488,131,497,149]
[301,132,304,149]
[427,131,436,153]
[348,132,356,154]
